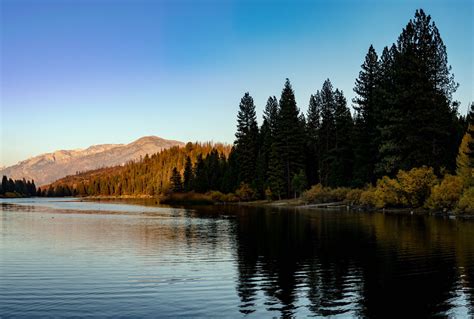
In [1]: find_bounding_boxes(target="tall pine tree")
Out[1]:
[306,93,321,186]
[274,79,306,197]
[329,90,353,187]
[318,79,337,186]
[352,45,380,186]
[170,167,183,192]
[183,156,194,192]
[377,9,459,176]
[234,92,259,187]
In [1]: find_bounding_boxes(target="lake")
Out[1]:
[1,198,473,317]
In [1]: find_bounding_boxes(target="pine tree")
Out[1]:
[318,79,337,186]
[221,147,239,193]
[306,93,321,186]
[274,79,305,197]
[352,45,380,185]
[291,169,307,198]
[47,185,55,197]
[183,156,194,192]
[2,175,9,193]
[267,143,285,200]
[234,92,259,186]
[329,89,353,187]
[375,45,401,177]
[193,154,208,193]
[377,9,459,176]
[207,149,221,190]
[262,97,279,166]
[8,178,15,194]
[170,167,183,193]
[263,96,279,133]
[258,96,279,194]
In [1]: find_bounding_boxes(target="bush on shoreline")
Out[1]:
[162,188,249,205]
[162,166,472,214]
[357,167,438,209]
[425,175,463,211]
[457,187,474,214]
[302,184,350,204]
[301,166,472,214]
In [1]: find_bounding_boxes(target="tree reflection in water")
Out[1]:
[229,206,474,317]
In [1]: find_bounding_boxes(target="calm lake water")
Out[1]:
[1,198,474,318]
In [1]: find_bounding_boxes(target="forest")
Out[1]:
[0,175,37,198]
[42,9,473,213]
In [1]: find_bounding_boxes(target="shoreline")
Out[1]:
[12,195,473,218]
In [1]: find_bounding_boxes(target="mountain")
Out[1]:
[0,136,184,186]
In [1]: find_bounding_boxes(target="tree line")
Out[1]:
[42,142,233,197]
[49,9,468,203]
[169,9,464,199]
[0,175,37,197]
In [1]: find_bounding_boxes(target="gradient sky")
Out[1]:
[1,0,473,166]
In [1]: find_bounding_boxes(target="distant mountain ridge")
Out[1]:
[0,136,184,186]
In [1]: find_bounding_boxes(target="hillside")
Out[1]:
[0,136,184,186]
[46,142,233,196]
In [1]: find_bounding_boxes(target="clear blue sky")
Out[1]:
[1,0,472,166]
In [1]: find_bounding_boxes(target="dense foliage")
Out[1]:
[47,9,470,213]
[43,143,232,197]
[0,175,37,197]
[223,9,463,198]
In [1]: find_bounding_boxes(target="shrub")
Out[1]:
[357,177,401,208]
[264,187,273,201]
[302,184,330,203]
[426,175,464,211]
[235,183,256,202]
[207,191,240,203]
[291,170,307,198]
[344,188,363,205]
[160,192,213,205]
[330,187,351,201]
[208,191,226,202]
[457,187,474,214]
[222,193,239,202]
[396,166,438,207]
[360,167,438,209]
[302,184,350,204]
[372,176,404,208]
[3,192,19,198]
[359,186,379,207]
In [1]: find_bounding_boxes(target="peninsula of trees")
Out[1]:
[43,9,473,213]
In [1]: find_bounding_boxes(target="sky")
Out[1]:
[1,0,473,167]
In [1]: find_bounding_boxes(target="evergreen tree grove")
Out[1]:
[0,175,37,197]
[46,9,467,203]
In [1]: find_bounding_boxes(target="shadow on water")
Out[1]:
[219,205,474,318]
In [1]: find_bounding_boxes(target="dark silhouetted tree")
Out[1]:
[183,156,194,192]
[234,92,259,187]
[274,79,305,197]
[170,167,183,192]
[352,45,380,186]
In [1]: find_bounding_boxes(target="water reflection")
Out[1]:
[1,199,473,317]
[231,207,474,317]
